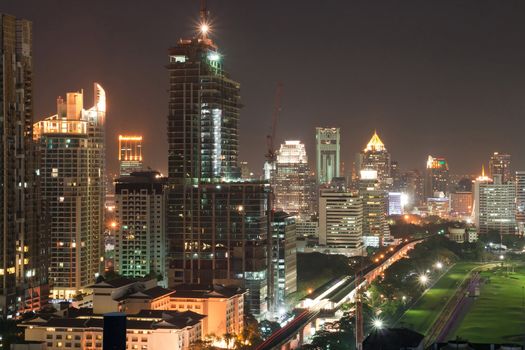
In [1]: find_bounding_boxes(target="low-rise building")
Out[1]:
[21,310,204,350]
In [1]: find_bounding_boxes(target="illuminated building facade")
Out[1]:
[34,83,106,299]
[426,196,450,218]
[388,192,403,215]
[358,132,391,189]
[515,171,525,235]
[118,135,143,176]
[489,152,511,184]
[319,191,363,251]
[273,141,314,219]
[270,212,297,311]
[114,171,167,285]
[166,6,271,317]
[358,170,390,247]
[425,155,450,198]
[316,127,340,185]
[0,14,49,317]
[474,171,516,235]
[450,191,473,218]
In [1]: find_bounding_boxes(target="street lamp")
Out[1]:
[419,274,429,286]
[435,262,443,270]
[372,318,384,330]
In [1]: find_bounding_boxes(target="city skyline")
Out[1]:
[3,0,525,175]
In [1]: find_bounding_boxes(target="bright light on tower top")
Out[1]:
[200,22,209,35]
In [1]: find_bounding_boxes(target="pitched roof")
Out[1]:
[364,131,386,152]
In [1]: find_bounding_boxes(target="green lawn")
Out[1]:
[397,262,480,335]
[451,265,525,344]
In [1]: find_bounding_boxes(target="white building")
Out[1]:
[388,192,403,215]
[516,171,525,235]
[359,170,391,247]
[33,84,106,299]
[319,191,363,254]
[474,172,516,235]
[316,127,340,185]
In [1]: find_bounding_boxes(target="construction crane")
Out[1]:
[265,82,283,165]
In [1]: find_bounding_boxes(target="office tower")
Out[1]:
[319,191,363,253]
[0,14,49,317]
[516,171,525,235]
[473,169,516,235]
[489,152,511,184]
[388,192,403,215]
[273,141,313,219]
[34,83,106,299]
[316,127,340,185]
[425,155,449,198]
[390,160,401,191]
[114,171,167,285]
[358,170,390,247]
[270,212,297,311]
[166,5,271,317]
[358,131,391,189]
[118,135,143,176]
[400,169,424,208]
[450,192,473,218]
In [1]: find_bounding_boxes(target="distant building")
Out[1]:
[425,155,449,198]
[426,196,450,219]
[450,191,473,218]
[447,226,478,243]
[489,152,511,184]
[358,132,392,189]
[270,212,297,311]
[319,191,363,253]
[316,127,340,185]
[114,171,167,285]
[400,169,424,207]
[295,220,319,237]
[118,135,143,176]
[474,169,516,235]
[240,161,252,179]
[359,170,390,247]
[274,141,314,219]
[388,192,403,216]
[34,84,106,300]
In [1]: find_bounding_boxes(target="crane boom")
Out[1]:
[266,82,283,163]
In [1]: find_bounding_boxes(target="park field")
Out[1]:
[451,264,525,344]
[397,262,481,335]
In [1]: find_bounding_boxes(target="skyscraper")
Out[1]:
[166,4,271,317]
[270,212,297,312]
[119,135,143,176]
[34,83,106,299]
[316,127,340,185]
[0,14,49,317]
[359,170,390,247]
[358,131,391,189]
[273,141,313,219]
[115,171,167,285]
[425,155,449,198]
[489,152,511,184]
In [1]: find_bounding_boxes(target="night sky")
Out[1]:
[4,0,525,176]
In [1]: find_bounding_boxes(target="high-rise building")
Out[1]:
[319,191,363,253]
[166,5,271,318]
[34,83,106,299]
[489,152,511,184]
[388,192,403,216]
[114,171,167,285]
[239,161,252,179]
[316,127,340,185]
[118,135,143,176]
[273,141,313,219]
[358,132,391,189]
[400,169,424,208]
[515,171,525,235]
[425,155,449,198]
[0,14,49,317]
[270,211,297,311]
[358,170,390,247]
[473,169,516,236]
